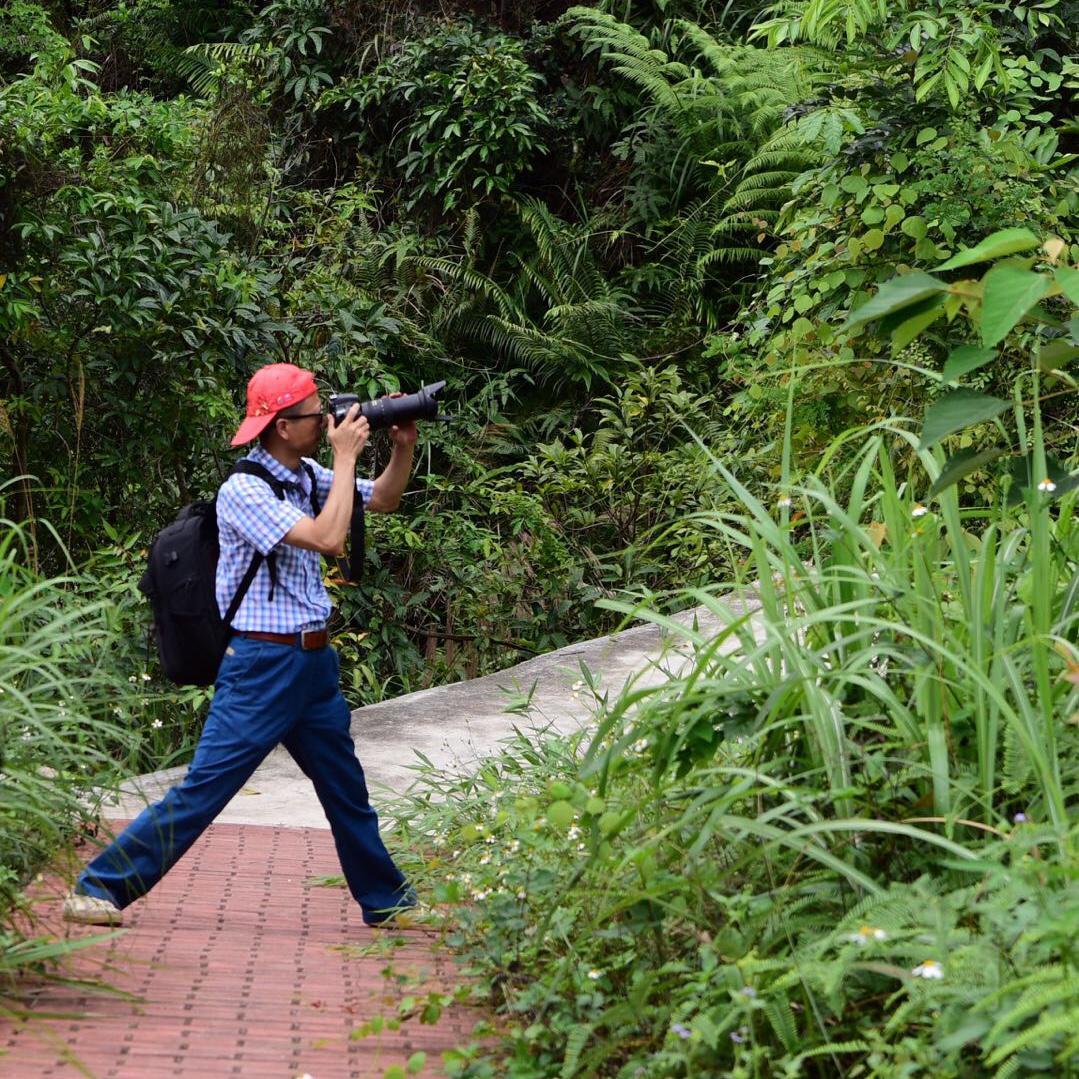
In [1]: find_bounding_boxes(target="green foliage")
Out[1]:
[322,22,549,213]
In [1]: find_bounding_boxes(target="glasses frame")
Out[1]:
[279,410,325,423]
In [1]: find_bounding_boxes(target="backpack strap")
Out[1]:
[227,459,290,604]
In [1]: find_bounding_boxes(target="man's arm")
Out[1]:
[367,406,418,513]
[285,407,369,554]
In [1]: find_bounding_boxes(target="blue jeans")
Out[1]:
[78,637,413,925]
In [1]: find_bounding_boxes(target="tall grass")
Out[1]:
[0,513,137,985]
[390,418,1078,1075]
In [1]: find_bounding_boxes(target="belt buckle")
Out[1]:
[300,628,322,650]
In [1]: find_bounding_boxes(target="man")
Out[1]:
[64,363,416,927]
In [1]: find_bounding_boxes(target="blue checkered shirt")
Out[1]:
[215,445,373,632]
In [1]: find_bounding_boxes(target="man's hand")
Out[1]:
[328,403,370,461]
[384,392,419,449]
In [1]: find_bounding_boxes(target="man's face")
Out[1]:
[277,392,326,453]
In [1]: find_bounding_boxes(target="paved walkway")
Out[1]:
[5,825,475,1078]
[2,595,760,1078]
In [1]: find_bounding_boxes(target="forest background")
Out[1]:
[1,1,1078,1076]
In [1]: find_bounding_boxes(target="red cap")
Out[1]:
[231,363,319,447]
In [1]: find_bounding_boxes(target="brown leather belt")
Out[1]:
[237,629,329,650]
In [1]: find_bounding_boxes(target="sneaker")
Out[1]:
[62,892,123,926]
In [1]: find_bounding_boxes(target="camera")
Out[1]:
[329,380,448,431]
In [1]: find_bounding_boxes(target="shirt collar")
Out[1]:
[248,444,305,488]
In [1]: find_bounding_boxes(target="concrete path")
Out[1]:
[3,594,761,1078]
[106,595,759,828]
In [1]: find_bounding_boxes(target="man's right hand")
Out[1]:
[328,403,369,461]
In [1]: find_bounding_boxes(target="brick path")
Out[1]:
[2,824,480,1079]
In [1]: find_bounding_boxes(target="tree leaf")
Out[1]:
[980,266,1052,347]
[1054,266,1079,307]
[889,296,946,350]
[935,228,1040,271]
[929,446,1005,497]
[918,389,1010,450]
[844,272,947,329]
[941,345,997,382]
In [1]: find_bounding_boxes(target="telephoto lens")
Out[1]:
[329,381,447,431]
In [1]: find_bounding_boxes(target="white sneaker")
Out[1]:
[62,892,123,926]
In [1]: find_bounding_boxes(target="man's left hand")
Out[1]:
[385,392,418,448]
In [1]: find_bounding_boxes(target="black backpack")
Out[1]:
[139,459,363,687]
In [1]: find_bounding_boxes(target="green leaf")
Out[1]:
[980,266,1052,346]
[942,345,997,382]
[407,1051,427,1074]
[547,800,576,829]
[901,216,927,240]
[1005,453,1079,506]
[889,296,946,350]
[918,389,1010,450]
[935,228,1039,271]
[1038,340,1079,372]
[383,1068,406,1079]
[929,446,1005,497]
[862,228,884,252]
[845,272,947,329]
[1054,266,1079,306]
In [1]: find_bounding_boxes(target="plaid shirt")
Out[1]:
[215,445,373,632]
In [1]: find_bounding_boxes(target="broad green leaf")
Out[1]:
[901,215,927,240]
[941,345,997,382]
[918,388,1010,450]
[980,265,1052,347]
[844,272,947,329]
[929,446,1004,497]
[935,228,1039,271]
[1038,340,1079,372]
[1054,266,1079,307]
[862,228,884,252]
[889,296,945,350]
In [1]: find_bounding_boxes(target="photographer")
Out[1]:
[64,363,417,927]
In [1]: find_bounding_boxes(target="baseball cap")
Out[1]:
[231,363,319,447]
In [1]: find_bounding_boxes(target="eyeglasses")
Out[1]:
[281,411,325,422]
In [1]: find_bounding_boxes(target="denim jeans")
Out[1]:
[77,636,413,925]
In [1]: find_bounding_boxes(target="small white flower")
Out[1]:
[845,925,887,945]
[567,826,581,840]
[516,890,526,899]
[911,959,944,980]
[632,738,649,754]
[478,855,490,866]
[587,969,603,981]
[141,672,151,682]
[509,840,521,853]
[1038,478,1057,493]
[911,504,929,518]
[151,719,163,730]
[577,843,586,852]
[776,496,793,509]
[128,675,137,683]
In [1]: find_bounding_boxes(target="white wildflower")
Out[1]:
[911,959,944,980]
[151,719,163,730]
[141,672,151,682]
[587,969,603,981]
[911,504,929,518]
[1038,478,1057,493]
[845,925,887,945]
[776,496,792,509]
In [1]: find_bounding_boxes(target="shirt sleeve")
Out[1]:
[217,475,305,556]
[305,459,373,508]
